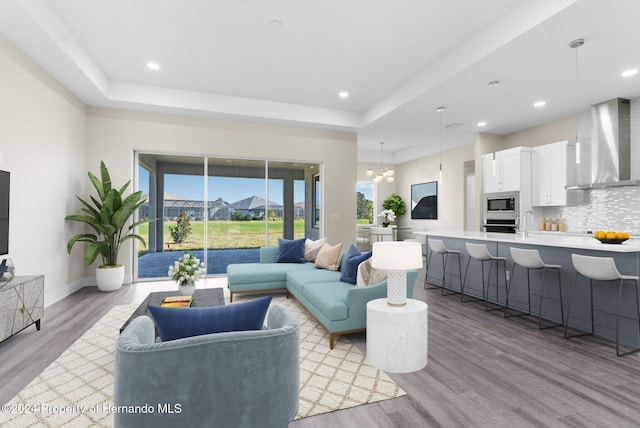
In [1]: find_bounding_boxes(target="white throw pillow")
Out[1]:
[356,259,387,287]
[314,242,343,271]
[304,237,327,262]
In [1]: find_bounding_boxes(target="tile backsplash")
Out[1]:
[540,187,640,234]
[536,97,640,235]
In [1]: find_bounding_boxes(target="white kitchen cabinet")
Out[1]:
[532,141,569,206]
[482,147,531,193]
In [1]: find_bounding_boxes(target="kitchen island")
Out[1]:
[414,230,640,350]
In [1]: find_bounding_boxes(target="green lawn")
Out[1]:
[137,220,305,254]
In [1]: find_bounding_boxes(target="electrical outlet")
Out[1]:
[506,270,510,281]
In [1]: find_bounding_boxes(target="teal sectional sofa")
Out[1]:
[227,246,418,348]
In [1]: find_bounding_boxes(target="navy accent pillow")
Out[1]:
[340,244,372,285]
[276,237,306,263]
[148,295,272,341]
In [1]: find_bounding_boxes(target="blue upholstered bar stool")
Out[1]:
[462,243,507,310]
[425,238,461,296]
[504,248,564,329]
[565,254,640,357]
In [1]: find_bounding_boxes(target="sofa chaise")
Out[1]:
[227,246,418,348]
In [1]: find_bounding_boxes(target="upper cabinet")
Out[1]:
[532,141,571,206]
[482,147,531,193]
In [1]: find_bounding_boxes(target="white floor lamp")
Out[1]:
[371,241,423,306]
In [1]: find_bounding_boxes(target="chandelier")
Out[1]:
[367,142,395,183]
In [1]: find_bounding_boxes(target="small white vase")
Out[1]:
[179,284,196,295]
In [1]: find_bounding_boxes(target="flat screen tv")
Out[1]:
[411,181,438,220]
[0,170,9,255]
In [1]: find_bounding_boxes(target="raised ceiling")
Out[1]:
[0,0,638,164]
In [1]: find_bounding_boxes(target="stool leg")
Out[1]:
[440,253,459,296]
[616,279,640,357]
[423,249,432,289]
[484,259,503,312]
[424,250,440,291]
[461,256,482,303]
[505,264,527,318]
[565,273,594,339]
[538,268,562,330]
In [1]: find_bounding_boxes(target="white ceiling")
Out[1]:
[1,0,639,164]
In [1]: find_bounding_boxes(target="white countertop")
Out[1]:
[413,230,640,253]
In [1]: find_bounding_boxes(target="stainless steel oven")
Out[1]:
[483,192,519,233]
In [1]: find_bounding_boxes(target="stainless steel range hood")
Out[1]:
[566,98,637,190]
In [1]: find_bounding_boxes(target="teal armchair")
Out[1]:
[114,304,300,428]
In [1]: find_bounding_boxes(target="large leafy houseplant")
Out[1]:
[66,161,151,268]
[382,193,406,217]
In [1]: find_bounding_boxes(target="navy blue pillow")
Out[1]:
[148,296,272,341]
[276,237,306,263]
[340,244,372,285]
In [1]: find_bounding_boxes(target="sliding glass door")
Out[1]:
[135,152,320,280]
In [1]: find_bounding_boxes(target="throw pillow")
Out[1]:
[304,237,327,262]
[356,259,387,287]
[340,244,372,285]
[276,237,306,263]
[314,242,344,271]
[148,296,272,341]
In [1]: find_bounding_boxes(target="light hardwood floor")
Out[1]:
[1,270,639,427]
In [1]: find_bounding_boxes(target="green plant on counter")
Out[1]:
[382,193,406,216]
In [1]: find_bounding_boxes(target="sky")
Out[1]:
[138,168,305,204]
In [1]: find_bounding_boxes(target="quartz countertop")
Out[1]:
[412,230,640,253]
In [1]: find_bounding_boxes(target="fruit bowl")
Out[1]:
[594,237,628,244]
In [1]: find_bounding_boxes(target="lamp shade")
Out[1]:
[371,241,423,271]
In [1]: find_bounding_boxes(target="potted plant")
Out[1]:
[66,161,151,291]
[168,252,206,295]
[382,193,406,222]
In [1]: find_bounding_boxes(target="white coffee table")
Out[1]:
[366,298,428,373]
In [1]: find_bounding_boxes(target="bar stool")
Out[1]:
[504,248,564,329]
[565,254,640,357]
[425,239,461,296]
[462,243,507,310]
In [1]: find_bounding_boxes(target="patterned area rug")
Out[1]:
[1,294,404,426]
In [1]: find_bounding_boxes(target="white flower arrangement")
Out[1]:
[168,253,206,287]
[378,209,396,224]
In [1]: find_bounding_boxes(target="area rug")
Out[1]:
[1,294,404,427]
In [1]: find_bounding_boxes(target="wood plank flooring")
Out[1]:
[1,270,639,427]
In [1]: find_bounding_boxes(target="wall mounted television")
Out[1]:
[411,181,438,220]
[0,170,9,255]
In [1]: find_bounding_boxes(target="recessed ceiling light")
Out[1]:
[338,91,349,98]
[534,100,546,108]
[477,121,487,127]
[621,68,638,77]
[147,62,160,71]
[268,19,283,29]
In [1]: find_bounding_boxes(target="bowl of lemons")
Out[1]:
[593,230,629,244]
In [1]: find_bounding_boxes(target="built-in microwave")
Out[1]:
[484,192,518,215]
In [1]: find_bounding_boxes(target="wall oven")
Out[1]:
[483,192,519,234]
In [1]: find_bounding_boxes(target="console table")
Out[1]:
[0,275,44,343]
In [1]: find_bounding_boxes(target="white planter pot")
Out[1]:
[95,265,125,292]
[179,284,196,295]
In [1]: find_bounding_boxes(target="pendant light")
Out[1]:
[372,142,394,183]
[436,107,445,181]
[488,80,499,176]
[570,38,584,164]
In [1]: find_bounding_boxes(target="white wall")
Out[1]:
[0,37,88,306]
[85,108,357,279]
[359,142,475,236]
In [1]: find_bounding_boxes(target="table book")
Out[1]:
[160,295,193,308]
